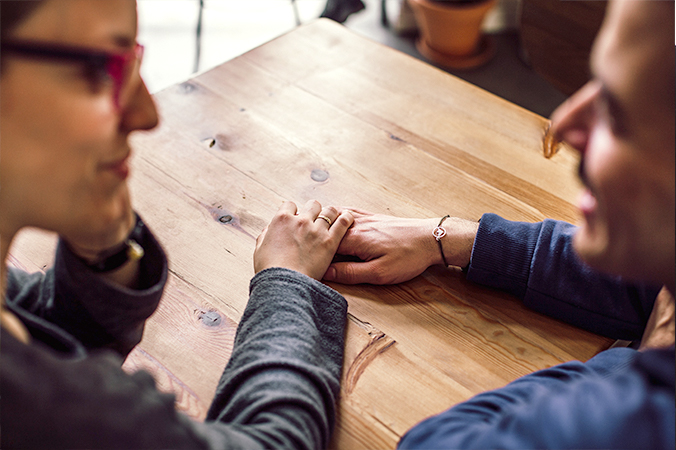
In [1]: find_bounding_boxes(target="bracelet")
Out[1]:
[433,215,450,267]
[84,215,146,273]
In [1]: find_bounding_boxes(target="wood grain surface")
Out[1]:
[8,19,612,450]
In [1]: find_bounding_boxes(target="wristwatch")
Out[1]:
[84,215,146,273]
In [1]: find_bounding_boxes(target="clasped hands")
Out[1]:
[255,201,479,285]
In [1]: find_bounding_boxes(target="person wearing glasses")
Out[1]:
[0,1,352,448]
[324,1,674,448]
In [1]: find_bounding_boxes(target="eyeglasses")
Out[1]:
[0,40,144,108]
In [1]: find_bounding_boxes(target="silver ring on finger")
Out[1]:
[317,214,333,227]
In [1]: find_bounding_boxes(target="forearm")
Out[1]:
[206,268,347,450]
[467,213,661,339]
[398,347,674,450]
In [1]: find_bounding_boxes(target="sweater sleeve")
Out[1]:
[5,213,168,357]
[398,346,675,450]
[2,268,347,450]
[466,213,661,340]
[204,267,348,450]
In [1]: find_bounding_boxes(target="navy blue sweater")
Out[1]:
[400,213,674,449]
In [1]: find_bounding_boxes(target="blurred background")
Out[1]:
[137,0,603,117]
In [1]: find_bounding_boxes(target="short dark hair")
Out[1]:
[1,0,44,72]
[1,0,45,41]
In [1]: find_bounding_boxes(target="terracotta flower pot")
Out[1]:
[409,0,497,68]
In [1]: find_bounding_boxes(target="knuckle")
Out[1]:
[372,266,389,285]
[297,215,313,227]
[342,265,356,284]
[275,210,291,221]
[335,214,352,227]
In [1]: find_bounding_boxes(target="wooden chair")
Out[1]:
[519,0,607,95]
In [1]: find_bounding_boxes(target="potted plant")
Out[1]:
[408,0,497,69]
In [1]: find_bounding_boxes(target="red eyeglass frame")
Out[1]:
[0,40,144,108]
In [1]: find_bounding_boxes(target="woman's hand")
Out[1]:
[254,200,354,280]
[323,209,479,285]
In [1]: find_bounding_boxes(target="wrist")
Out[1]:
[434,215,451,267]
[418,218,446,267]
[433,216,479,268]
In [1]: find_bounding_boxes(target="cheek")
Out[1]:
[3,63,118,154]
[21,96,116,168]
[585,129,637,206]
[583,128,664,258]
[16,112,115,189]
[41,80,118,140]
[1,78,119,210]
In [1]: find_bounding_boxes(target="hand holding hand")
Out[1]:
[254,200,354,280]
[323,209,479,285]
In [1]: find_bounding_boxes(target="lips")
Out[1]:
[578,189,597,216]
[576,157,599,226]
[101,154,130,180]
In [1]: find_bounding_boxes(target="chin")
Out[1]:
[572,227,613,273]
[574,230,646,283]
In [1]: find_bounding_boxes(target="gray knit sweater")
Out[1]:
[1,218,347,449]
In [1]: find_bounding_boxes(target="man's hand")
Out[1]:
[254,200,354,281]
[323,209,479,285]
[639,286,675,351]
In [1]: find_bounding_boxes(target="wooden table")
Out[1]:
[9,19,612,450]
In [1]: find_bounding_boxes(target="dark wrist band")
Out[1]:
[433,215,450,267]
[84,215,145,273]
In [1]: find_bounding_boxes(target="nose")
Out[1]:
[550,80,600,155]
[119,78,159,132]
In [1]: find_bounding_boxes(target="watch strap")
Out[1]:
[85,215,146,273]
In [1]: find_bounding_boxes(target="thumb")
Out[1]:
[324,260,380,285]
